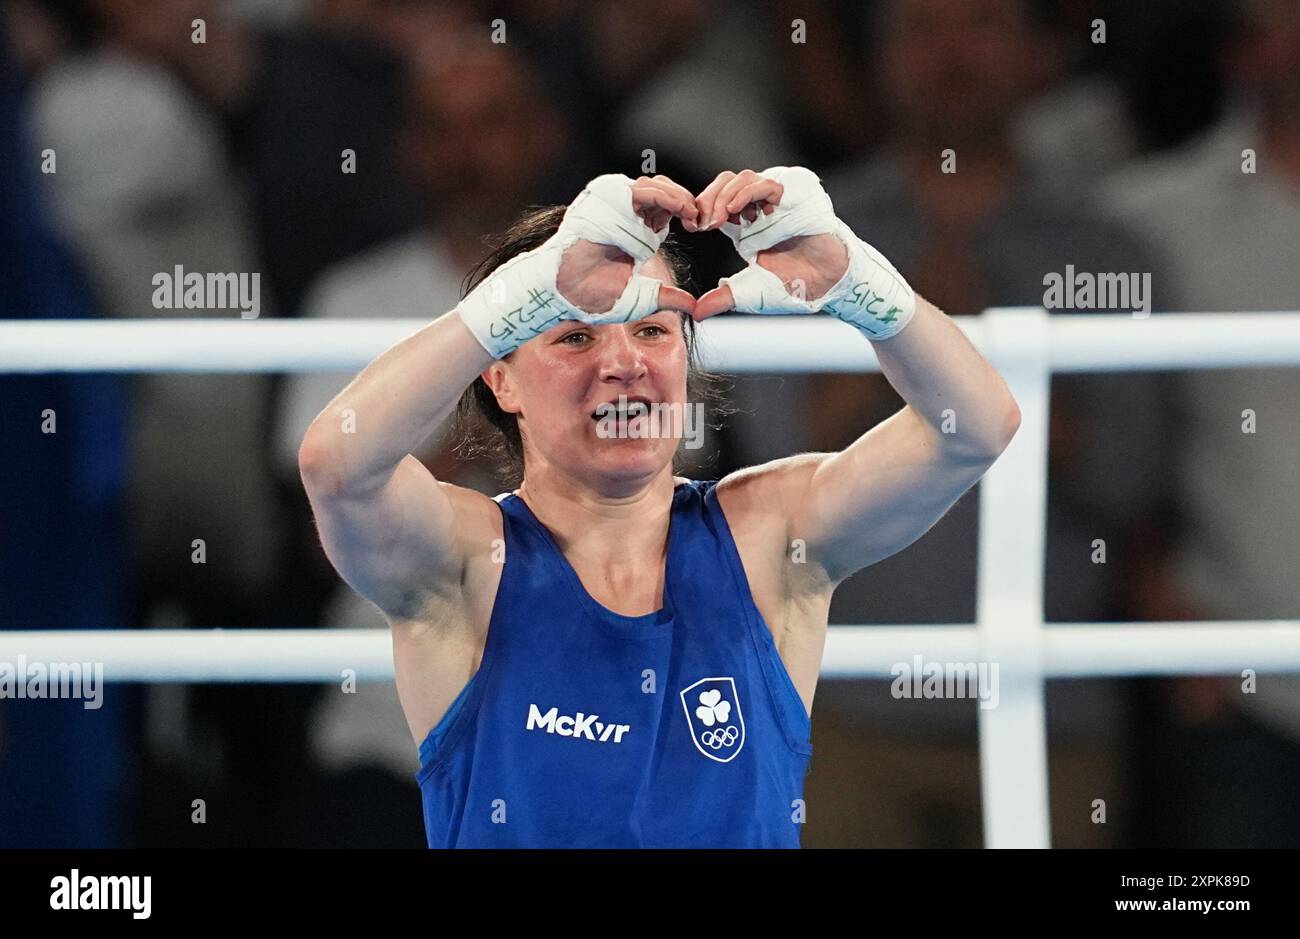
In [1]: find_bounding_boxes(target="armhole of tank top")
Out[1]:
[703,481,814,758]
[415,497,509,785]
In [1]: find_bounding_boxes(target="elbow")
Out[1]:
[982,397,1021,460]
[298,427,342,497]
[999,398,1022,452]
[959,398,1021,465]
[941,397,1019,465]
[299,424,398,499]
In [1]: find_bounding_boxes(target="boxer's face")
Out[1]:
[485,255,691,488]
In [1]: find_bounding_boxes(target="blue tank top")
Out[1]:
[414,478,814,847]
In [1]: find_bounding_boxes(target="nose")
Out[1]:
[595,325,648,383]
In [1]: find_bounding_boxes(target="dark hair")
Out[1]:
[452,204,734,488]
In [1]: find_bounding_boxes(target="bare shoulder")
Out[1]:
[437,480,507,605]
[438,479,506,545]
[712,454,838,601]
[385,479,503,634]
[713,453,826,522]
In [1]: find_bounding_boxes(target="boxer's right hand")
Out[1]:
[555,175,699,316]
[457,174,697,359]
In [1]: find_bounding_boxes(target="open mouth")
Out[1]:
[590,395,655,422]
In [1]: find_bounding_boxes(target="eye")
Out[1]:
[638,324,669,337]
[560,330,590,345]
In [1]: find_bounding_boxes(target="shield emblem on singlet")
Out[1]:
[680,677,745,763]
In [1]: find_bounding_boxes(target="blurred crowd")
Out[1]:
[1,0,1297,847]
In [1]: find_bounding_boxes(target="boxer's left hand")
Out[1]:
[688,166,916,340]
[691,169,848,320]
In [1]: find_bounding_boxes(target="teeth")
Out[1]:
[592,399,653,420]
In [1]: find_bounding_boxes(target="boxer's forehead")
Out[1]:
[642,254,675,287]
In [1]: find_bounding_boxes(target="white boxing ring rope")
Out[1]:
[8,623,1299,681]
[4,307,1300,849]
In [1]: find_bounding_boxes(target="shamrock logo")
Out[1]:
[695,688,732,727]
[680,677,746,762]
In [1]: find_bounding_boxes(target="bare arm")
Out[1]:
[794,295,1021,581]
[297,309,495,617]
[690,167,1020,585]
[869,293,1021,456]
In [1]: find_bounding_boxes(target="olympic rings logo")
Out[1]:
[700,725,739,749]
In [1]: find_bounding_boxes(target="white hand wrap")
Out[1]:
[457,174,671,359]
[716,166,916,340]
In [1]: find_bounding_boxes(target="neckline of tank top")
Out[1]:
[504,481,695,631]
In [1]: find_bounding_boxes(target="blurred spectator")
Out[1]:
[30,12,286,608]
[1010,0,1139,203]
[586,0,801,179]
[38,0,428,317]
[27,2,317,846]
[763,0,888,170]
[1099,0,1300,847]
[1013,0,1241,200]
[1106,0,1239,153]
[1013,68,1138,203]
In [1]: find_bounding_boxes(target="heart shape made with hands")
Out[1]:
[461,165,914,360]
[626,168,851,322]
